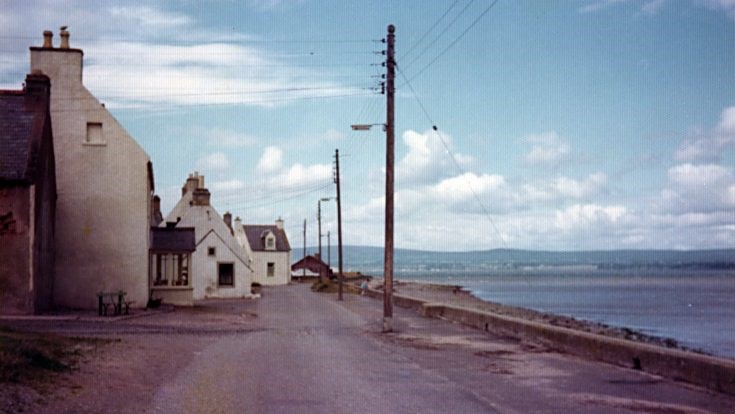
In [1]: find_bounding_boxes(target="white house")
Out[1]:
[164,173,254,300]
[29,30,153,309]
[235,218,292,286]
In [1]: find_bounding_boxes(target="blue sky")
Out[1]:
[1,0,734,251]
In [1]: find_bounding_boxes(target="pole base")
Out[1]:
[382,316,393,333]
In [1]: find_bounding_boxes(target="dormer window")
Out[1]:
[266,234,275,250]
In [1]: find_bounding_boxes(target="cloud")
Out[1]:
[432,173,507,204]
[700,0,735,19]
[210,179,245,192]
[109,6,193,30]
[322,128,345,141]
[196,152,231,171]
[522,132,571,167]
[580,0,735,18]
[555,203,627,230]
[579,0,632,14]
[256,146,284,174]
[675,106,735,162]
[656,163,735,214]
[642,0,668,14]
[396,129,473,185]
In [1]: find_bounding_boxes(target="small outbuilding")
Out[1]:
[291,254,333,282]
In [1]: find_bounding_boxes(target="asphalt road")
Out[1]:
[146,284,734,414]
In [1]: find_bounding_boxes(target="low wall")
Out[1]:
[366,288,735,396]
[151,286,193,307]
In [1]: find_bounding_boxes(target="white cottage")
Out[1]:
[29,30,153,309]
[164,173,254,300]
[235,218,292,286]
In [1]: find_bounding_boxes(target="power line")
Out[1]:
[403,0,500,84]
[397,65,508,248]
[401,0,477,72]
[399,0,461,62]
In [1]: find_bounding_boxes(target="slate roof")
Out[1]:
[243,225,291,252]
[0,91,36,182]
[150,227,196,252]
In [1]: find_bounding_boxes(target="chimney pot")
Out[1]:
[42,31,53,48]
[60,29,70,49]
[223,211,232,230]
[276,217,284,230]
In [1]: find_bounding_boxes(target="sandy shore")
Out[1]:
[369,279,690,354]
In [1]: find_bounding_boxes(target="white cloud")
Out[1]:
[196,152,231,172]
[109,6,193,30]
[522,132,571,167]
[555,203,627,230]
[654,163,735,216]
[642,0,667,14]
[210,179,245,192]
[256,146,284,174]
[396,129,473,185]
[522,172,608,202]
[432,173,506,204]
[701,0,735,19]
[675,106,735,162]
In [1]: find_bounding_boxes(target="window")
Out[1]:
[208,247,216,256]
[218,263,234,287]
[85,122,105,145]
[267,262,275,277]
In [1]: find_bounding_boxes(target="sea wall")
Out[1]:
[365,288,735,396]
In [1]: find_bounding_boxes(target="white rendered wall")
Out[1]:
[30,48,151,309]
[251,250,291,286]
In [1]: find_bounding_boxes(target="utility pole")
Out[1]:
[335,148,344,301]
[383,24,395,332]
[327,231,331,269]
[318,200,322,260]
[302,219,306,279]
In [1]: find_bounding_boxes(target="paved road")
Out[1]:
[147,284,733,414]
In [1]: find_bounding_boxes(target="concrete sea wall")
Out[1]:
[365,288,735,396]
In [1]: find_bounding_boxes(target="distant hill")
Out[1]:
[304,246,735,271]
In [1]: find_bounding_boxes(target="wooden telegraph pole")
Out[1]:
[383,24,395,332]
[335,149,344,301]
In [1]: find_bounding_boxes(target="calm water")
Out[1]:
[390,268,735,359]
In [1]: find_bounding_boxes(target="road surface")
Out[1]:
[145,284,733,413]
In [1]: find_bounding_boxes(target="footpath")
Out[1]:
[1,284,734,413]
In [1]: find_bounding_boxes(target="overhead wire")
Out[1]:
[397,64,508,248]
[402,0,501,85]
[400,0,477,72]
[399,0,461,62]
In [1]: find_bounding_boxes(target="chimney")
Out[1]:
[223,211,232,230]
[275,217,284,230]
[59,28,70,49]
[198,174,205,188]
[42,31,53,48]
[234,216,242,230]
[191,188,211,206]
[23,72,51,110]
[182,173,200,196]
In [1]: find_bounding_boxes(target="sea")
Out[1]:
[329,247,735,359]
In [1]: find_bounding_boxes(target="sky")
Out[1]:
[1,0,734,251]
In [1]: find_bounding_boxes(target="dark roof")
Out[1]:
[243,224,291,252]
[0,91,36,182]
[291,255,332,275]
[150,227,196,252]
